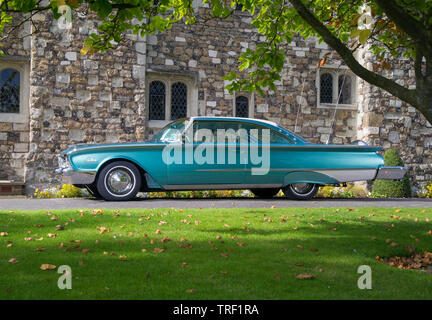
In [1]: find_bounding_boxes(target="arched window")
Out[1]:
[320,73,333,104]
[149,81,166,120]
[235,96,249,117]
[171,82,187,120]
[338,75,352,104]
[0,68,20,113]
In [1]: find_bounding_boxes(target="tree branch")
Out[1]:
[374,0,430,48]
[288,0,418,109]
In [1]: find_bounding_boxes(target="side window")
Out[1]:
[320,73,333,104]
[171,82,187,120]
[338,75,352,104]
[0,68,20,114]
[192,121,240,143]
[235,96,249,117]
[242,123,293,144]
[149,81,166,120]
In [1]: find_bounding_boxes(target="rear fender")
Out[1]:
[283,171,338,186]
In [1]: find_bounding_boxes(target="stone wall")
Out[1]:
[23,11,147,192]
[0,19,31,184]
[146,8,358,145]
[356,50,432,191]
[0,7,430,193]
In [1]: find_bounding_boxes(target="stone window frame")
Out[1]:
[0,58,30,123]
[146,72,198,128]
[316,65,357,111]
[232,92,254,118]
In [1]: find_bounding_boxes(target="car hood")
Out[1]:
[60,141,162,155]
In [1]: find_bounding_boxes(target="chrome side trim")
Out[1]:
[195,168,377,173]
[375,166,408,180]
[58,168,96,185]
[315,169,378,183]
[162,184,283,190]
[66,143,381,155]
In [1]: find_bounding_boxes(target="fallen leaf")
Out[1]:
[295,273,315,280]
[35,247,46,252]
[47,233,57,238]
[155,229,161,234]
[40,264,56,270]
[0,232,8,236]
[186,289,196,293]
[8,258,19,263]
[153,248,164,253]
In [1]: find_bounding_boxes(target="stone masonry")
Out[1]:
[0,4,430,194]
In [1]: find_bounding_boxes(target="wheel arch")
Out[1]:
[95,157,148,189]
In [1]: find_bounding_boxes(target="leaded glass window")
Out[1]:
[0,68,20,113]
[320,73,333,104]
[171,82,187,120]
[149,81,165,120]
[235,96,248,117]
[338,75,352,104]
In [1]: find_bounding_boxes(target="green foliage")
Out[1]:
[33,184,83,198]
[417,181,432,198]
[147,189,251,198]
[316,184,368,199]
[371,149,412,198]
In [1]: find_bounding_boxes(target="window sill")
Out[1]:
[0,112,28,123]
[317,103,357,111]
[148,120,171,128]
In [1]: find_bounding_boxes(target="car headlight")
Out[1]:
[58,154,71,169]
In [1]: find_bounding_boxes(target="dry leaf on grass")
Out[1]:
[8,258,19,264]
[295,273,315,280]
[40,264,56,270]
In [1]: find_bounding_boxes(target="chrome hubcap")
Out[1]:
[291,183,313,194]
[106,168,134,194]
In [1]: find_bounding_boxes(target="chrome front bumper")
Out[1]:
[55,168,96,185]
[375,166,408,180]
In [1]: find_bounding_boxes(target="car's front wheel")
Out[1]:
[250,188,280,198]
[96,161,141,201]
[283,183,318,200]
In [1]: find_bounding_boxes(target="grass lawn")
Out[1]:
[1,206,432,299]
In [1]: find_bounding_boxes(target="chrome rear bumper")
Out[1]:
[55,168,96,185]
[375,166,408,180]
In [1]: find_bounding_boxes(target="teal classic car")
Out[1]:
[56,117,407,201]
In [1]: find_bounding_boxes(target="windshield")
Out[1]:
[151,119,189,143]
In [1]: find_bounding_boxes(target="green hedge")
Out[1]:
[371,149,411,198]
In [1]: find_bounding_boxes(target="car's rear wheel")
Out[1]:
[250,188,280,198]
[283,183,318,200]
[96,161,141,201]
